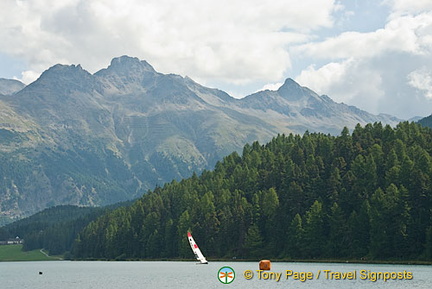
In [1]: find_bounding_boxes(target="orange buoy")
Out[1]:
[259,260,271,270]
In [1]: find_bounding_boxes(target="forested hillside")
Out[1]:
[0,203,131,256]
[73,122,432,261]
[418,114,432,129]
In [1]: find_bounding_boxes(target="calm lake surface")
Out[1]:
[0,261,431,288]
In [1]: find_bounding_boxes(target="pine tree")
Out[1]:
[303,200,325,258]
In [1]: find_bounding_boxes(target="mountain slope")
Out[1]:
[418,114,432,128]
[72,121,432,261]
[93,57,277,184]
[238,78,400,135]
[0,55,402,220]
[0,78,25,95]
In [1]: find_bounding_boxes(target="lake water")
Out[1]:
[0,261,431,288]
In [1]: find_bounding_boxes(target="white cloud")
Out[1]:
[295,59,385,112]
[385,0,432,16]
[2,0,432,119]
[292,7,432,119]
[296,60,352,102]
[19,70,42,85]
[293,12,432,60]
[260,82,284,92]
[408,67,432,99]
[0,0,339,85]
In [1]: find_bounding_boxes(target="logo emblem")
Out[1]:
[218,266,235,284]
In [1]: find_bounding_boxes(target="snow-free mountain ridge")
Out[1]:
[0,55,402,221]
[0,78,25,95]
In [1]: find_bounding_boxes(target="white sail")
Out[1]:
[187,232,208,264]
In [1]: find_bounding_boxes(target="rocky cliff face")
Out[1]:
[0,55,402,220]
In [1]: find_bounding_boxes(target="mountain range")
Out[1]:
[0,55,403,222]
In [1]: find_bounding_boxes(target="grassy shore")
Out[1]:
[0,245,62,261]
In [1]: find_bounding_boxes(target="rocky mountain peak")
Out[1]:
[32,63,93,87]
[98,55,156,77]
[94,55,158,94]
[13,63,98,105]
[277,78,318,101]
[41,63,86,76]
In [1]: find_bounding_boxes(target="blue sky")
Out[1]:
[1,0,432,119]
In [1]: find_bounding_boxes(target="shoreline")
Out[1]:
[2,258,431,265]
[68,258,432,266]
[2,245,431,265]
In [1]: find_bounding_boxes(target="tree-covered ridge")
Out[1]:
[418,114,432,129]
[73,122,432,261]
[0,202,132,256]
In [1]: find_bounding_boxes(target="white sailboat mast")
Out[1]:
[187,232,208,264]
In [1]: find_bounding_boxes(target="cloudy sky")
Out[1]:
[1,0,432,119]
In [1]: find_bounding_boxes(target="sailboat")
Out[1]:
[187,232,208,264]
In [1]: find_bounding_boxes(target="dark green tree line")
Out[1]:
[72,122,432,261]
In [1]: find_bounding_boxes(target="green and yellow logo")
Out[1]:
[218,266,235,284]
